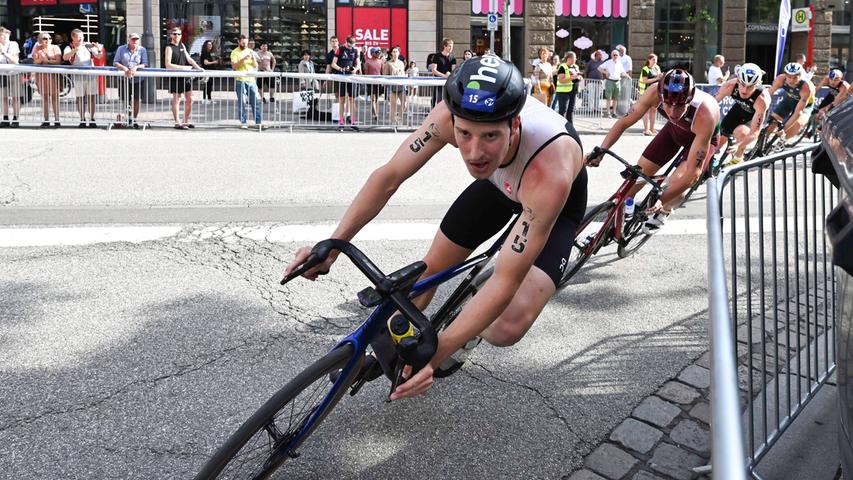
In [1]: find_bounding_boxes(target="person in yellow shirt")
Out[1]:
[231,34,263,130]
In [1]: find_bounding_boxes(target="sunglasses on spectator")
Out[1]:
[171,32,182,36]
[40,37,50,41]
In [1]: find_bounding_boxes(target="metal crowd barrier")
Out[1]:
[0,64,446,131]
[706,144,838,479]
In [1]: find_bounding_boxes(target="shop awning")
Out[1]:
[555,0,628,18]
[471,0,524,15]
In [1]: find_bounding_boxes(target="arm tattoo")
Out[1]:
[409,122,439,153]
[524,206,536,221]
[511,220,530,253]
[695,148,707,167]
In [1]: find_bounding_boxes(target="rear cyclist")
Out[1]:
[284,55,588,400]
[815,69,850,122]
[767,62,816,144]
[586,69,720,233]
[714,63,771,164]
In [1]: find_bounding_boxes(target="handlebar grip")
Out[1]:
[280,241,335,285]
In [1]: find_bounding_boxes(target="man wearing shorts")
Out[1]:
[767,62,816,142]
[284,55,588,400]
[113,33,148,128]
[164,27,204,130]
[714,62,770,164]
[330,35,360,129]
[63,29,101,128]
[587,69,720,233]
[598,49,629,118]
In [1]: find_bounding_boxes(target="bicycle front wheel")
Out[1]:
[560,200,615,285]
[195,344,361,480]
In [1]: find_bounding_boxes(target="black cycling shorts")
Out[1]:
[818,93,836,110]
[720,106,753,136]
[439,168,588,287]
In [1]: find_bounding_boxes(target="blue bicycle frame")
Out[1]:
[279,230,505,456]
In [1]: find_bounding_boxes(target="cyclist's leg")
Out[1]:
[627,123,680,198]
[414,179,516,310]
[784,106,811,138]
[481,266,555,346]
[732,124,753,158]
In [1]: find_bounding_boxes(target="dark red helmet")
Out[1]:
[657,69,695,106]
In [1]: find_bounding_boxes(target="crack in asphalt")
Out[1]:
[466,359,595,451]
[0,146,53,206]
[0,324,329,434]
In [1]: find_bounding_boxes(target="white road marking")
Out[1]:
[0,226,183,247]
[0,217,823,248]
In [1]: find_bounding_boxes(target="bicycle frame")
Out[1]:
[584,149,681,250]
[280,222,507,456]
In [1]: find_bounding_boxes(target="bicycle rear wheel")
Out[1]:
[560,200,615,285]
[195,344,361,480]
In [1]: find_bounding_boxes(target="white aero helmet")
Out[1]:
[829,69,844,81]
[736,63,764,86]
[783,62,803,76]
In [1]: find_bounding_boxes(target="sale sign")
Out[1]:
[336,6,407,57]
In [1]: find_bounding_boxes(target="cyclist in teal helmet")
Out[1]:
[284,55,588,400]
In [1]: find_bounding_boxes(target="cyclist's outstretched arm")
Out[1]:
[745,90,771,142]
[587,87,656,164]
[284,104,453,279]
[715,79,735,103]
[768,75,784,96]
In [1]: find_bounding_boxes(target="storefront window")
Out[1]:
[160,0,241,63]
[654,0,720,79]
[100,0,126,60]
[251,0,327,72]
[0,0,8,31]
[554,17,625,64]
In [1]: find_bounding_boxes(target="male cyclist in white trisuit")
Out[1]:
[284,55,587,400]
[714,63,771,164]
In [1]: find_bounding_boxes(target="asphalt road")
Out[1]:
[0,128,762,479]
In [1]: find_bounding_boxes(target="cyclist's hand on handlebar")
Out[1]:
[389,363,434,401]
[283,245,335,281]
[585,147,605,167]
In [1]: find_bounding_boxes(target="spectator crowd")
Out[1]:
[0,24,848,130]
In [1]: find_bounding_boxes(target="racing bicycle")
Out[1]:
[561,147,668,281]
[195,229,518,478]
[563,144,727,282]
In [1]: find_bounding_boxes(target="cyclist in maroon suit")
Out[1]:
[586,69,720,233]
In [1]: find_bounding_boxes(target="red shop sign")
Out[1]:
[336,6,407,58]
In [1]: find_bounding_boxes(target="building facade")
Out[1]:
[0,0,848,79]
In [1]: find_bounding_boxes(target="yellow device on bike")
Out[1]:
[388,315,416,344]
